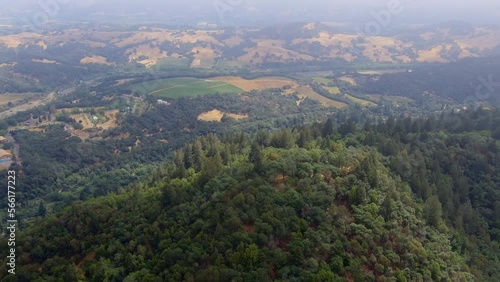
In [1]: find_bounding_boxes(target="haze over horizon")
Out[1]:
[1,0,499,27]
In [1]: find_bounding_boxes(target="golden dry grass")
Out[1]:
[292,32,359,61]
[197,109,248,122]
[80,56,112,65]
[238,40,314,64]
[32,59,59,64]
[395,55,412,63]
[292,32,356,48]
[70,113,93,129]
[100,110,120,129]
[223,36,245,47]
[126,44,168,67]
[81,40,107,48]
[324,86,341,95]
[226,113,248,120]
[197,109,225,122]
[190,47,217,68]
[339,76,357,86]
[114,78,135,86]
[0,92,54,119]
[0,26,498,68]
[459,28,500,50]
[111,30,223,48]
[0,63,16,68]
[37,41,47,49]
[0,32,42,48]
[303,23,318,30]
[0,94,32,105]
[417,45,450,63]
[329,50,358,62]
[358,36,412,63]
[295,86,348,108]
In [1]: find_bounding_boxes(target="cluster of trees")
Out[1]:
[1,108,498,281]
[0,87,339,224]
[360,56,500,105]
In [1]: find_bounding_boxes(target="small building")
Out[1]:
[0,136,6,143]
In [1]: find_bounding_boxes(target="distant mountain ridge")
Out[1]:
[0,21,499,69]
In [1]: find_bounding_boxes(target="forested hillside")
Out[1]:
[1,109,498,281]
[359,56,500,105]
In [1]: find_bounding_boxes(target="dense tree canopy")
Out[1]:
[1,109,498,281]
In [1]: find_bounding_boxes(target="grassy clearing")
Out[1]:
[197,109,249,122]
[312,77,332,84]
[211,76,296,92]
[0,93,35,105]
[345,94,377,106]
[197,109,225,122]
[338,76,357,86]
[0,92,53,119]
[357,70,383,75]
[324,86,341,95]
[366,94,415,104]
[296,86,348,108]
[131,77,243,98]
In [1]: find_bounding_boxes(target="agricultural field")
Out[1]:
[0,93,36,106]
[312,76,332,84]
[0,92,52,119]
[211,76,297,91]
[366,94,415,105]
[294,86,348,108]
[338,76,357,86]
[357,69,406,75]
[197,109,249,122]
[68,108,120,130]
[190,47,217,68]
[324,86,341,95]
[345,94,377,106]
[130,77,243,98]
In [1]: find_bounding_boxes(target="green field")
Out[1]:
[366,94,415,104]
[0,93,37,105]
[131,77,244,98]
[324,86,341,95]
[312,76,332,84]
[345,94,377,106]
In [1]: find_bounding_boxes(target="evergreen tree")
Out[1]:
[38,201,47,217]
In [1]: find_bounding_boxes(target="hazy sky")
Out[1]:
[1,0,499,26]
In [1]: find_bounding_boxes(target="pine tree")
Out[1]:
[38,201,47,217]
